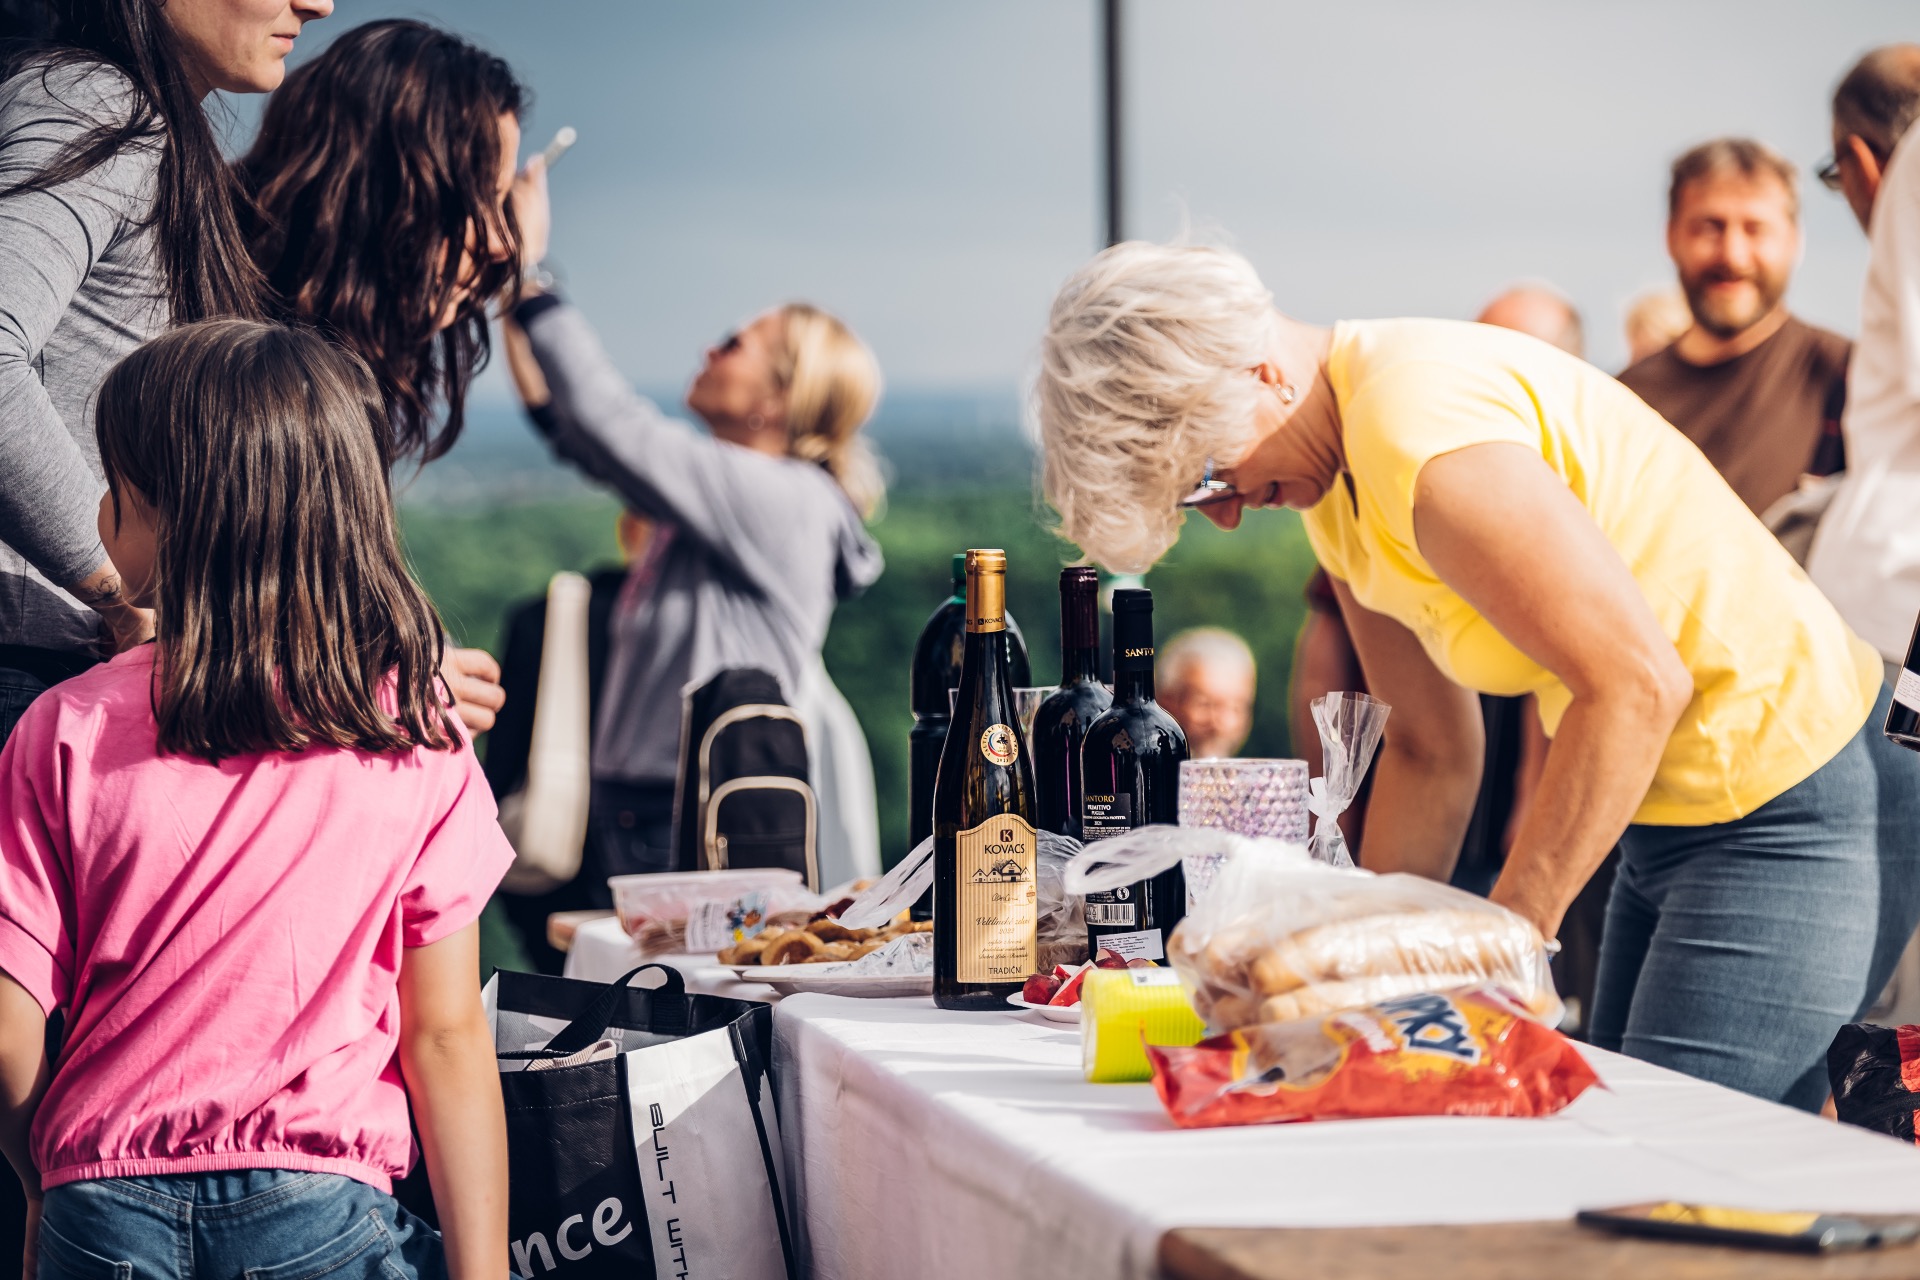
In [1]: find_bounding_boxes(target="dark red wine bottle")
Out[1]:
[1079,588,1189,962]
[1887,612,1920,750]
[1032,567,1111,838]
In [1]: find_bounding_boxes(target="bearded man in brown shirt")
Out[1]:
[1619,138,1849,549]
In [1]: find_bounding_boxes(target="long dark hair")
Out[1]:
[5,0,265,322]
[237,20,525,464]
[95,320,457,762]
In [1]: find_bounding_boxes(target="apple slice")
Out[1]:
[1094,948,1130,970]
[1050,960,1096,1006]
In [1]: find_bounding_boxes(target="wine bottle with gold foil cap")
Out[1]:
[932,548,1039,1010]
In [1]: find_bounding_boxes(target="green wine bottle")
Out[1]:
[932,548,1039,1010]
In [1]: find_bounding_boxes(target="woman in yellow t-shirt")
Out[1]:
[1034,241,1920,1110]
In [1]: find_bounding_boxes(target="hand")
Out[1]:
[511,155,551,283]
[21,1196,37,1280]
[441,647,505,735]
[68,562,154,656]
[96,601,155,655]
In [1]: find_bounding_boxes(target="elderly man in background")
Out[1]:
[1475,284,1585,356]
[1619,139,1849,562]
[1159,627,1256,760]
[1808,45,1920,686]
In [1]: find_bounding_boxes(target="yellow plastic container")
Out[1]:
[1080,968,1206,1083]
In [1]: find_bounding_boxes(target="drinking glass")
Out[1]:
[1178,758,1311,899]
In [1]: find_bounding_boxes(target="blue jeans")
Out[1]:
[1591,685,1920,1111]
[38,1170,447,1280]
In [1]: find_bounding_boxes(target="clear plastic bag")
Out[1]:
[1306,692,1390,868]
[1149,835,1561,1034]
[838,831,1088,973]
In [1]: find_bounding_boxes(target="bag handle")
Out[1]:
[540,964,689,1057]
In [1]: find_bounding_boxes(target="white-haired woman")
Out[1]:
[1034,240,1919,1111]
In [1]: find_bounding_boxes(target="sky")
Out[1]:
[280,1,1918,399]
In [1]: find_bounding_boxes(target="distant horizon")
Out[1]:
[294,1,1910,394]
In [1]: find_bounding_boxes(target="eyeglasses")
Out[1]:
[1178,457,1239,509]
[1816,153,1845,192]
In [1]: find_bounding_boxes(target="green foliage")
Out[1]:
[400,496,626,654]
[397,484,1317,867]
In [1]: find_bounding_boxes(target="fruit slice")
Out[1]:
[1023,973,1062,1005]
[1050,960,1096,1006]
[1094,948,1130,970]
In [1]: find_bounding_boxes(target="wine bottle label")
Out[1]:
[979,723,1019,766]
[1897,667,1920,715]
[955,815,1038,984]
[1081,793,1132,842]
[1085,900,1137,927]
[1093,927,1165,962]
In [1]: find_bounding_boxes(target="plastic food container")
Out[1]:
[609,869,808,938]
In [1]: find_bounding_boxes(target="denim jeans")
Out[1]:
[0,664,49,746]
[38,1170,447,1280]
[1591,685,1920,1111]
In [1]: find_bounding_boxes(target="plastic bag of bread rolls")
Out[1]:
[1102,830,1562,1034]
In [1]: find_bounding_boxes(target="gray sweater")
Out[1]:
[0,63,165,652]
[521,299,884,784]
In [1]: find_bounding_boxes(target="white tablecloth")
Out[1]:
[771,994,1920,1280]
[562,915,773,1001]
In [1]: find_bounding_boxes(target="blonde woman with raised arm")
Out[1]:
[502,165,884,890]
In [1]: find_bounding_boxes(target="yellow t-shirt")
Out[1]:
[1302,318,1882,826]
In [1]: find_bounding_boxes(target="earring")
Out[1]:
[1278,384,1297,405]
[747,413,766,431]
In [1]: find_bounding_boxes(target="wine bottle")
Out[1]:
[932,549,1039,1010]
[906,554,1033,866]
[1888,611,1920,750]
[1031,567,1112,837]
[1079,588,1190,962]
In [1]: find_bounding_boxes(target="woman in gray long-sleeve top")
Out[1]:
[503,162,886,887]
[0,0,330,743]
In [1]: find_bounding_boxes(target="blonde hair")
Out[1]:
[1624,286,1692,364]
[1033,241,1276,573]
[774,303,885,519]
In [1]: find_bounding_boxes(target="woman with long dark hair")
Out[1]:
[0,0,331,746]
[235,19,524,729]
[237,19,523,465]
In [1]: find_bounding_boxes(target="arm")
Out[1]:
[1412,443,1693,938]
[0,970,47,1279]
[397,924,507,1280]
[0,71,155,644]
[1330,576,1485,880]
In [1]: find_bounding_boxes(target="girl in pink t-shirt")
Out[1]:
[0,321,515,1278]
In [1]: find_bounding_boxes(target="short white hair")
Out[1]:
[1161,626,1256,689]
[1032,241,1276,574]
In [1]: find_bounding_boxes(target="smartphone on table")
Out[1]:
[1577,1202,1920,1253]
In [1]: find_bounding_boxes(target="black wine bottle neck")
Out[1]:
[1113,666,1154,702]
[1111,588,1156,705]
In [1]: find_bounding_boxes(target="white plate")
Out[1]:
[1006,993,1082,1023]
[728,965,933,998]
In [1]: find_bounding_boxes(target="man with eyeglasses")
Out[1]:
[1806,45,1920,687]
[1618,140,1848,564]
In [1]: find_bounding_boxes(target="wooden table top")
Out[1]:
[1160,1222,1920,1280]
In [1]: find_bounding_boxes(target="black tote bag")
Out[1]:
[485,964,796,1279]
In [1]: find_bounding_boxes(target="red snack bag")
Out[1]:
[1148,984,1599,1129]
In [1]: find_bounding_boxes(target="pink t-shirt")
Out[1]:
[0,647,514,1192]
